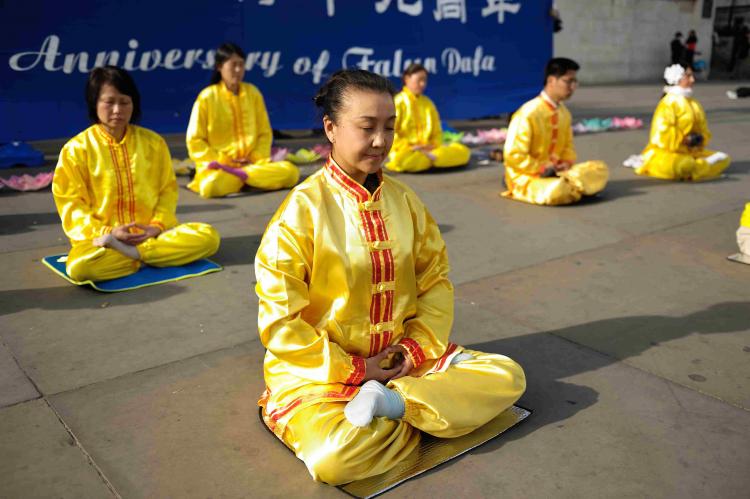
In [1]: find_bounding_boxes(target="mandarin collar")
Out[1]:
[324,156,384,203]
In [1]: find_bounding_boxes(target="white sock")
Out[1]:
[623,154,644,168]
[705,152,728,165]
[344,380,405,427]
[94,233,140,260]
[450,352,474,365]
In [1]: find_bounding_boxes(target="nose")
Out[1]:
[372,131,385,148]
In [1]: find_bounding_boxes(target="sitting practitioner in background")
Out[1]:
[629,64,730,181]
[53,66,220,282]
[738,203,750,257]
[255,69,525,485]
[187,42,299,198]
[385,63,470,172]
[502,57,609,205]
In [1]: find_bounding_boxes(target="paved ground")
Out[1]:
[2,82,750,498]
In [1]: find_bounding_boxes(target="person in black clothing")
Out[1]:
[728,18,749,72]
[670,32,685,65]
[727,87,750,99]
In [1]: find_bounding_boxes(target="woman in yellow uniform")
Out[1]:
[187,43,299,198]
[738,203,750,256]
[633,64,731,181]
[385,63,470,172]
[53,66,220,283]
[256,69,525,485]
[503,58,609,205]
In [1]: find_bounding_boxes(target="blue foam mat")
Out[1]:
[42,254,222,292]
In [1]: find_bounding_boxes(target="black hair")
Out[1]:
[210,42,246,85]
[675,32,683,38]
[86,65,141,123]
[402,62,428,83]
[313,69,396,123]
[544,57,580,85]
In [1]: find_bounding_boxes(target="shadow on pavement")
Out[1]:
[0,283,187,316]
[468,300,750,453]
[212,234,262,267]
[0,203,236,236]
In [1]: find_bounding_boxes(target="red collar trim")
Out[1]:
[95,124,129,145]
[540,92,559,111]
[325,156,383,202]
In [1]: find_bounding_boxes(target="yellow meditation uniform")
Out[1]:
[53,124,220,282]
[503,93,609,205]
[186,82,299,198]
[255,157,525,485]
[738,203,750,256]
[635,92,731,181]
[386,87,471,172]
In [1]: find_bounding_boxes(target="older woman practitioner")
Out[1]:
[53,66,219,282]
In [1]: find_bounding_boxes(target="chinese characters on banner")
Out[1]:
[260,0,521,23]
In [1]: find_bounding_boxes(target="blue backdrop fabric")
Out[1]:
[2,0,552,142]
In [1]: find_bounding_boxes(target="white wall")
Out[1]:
[554,0,715,83]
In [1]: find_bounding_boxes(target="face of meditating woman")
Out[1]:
[678,68,695,89]
[97,84,133,139]
[219,54,245,93]
[325,89,396,184]
[404,70,428,96]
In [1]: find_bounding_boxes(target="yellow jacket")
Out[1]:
[742,203,750,228]
[255,157,456,435]
[53,124,178,243]
[642,93,711,155]
[392,87,442,153]
[504,93,576,187]
[186,82,273,167]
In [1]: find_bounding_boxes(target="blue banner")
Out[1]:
[1,0,552,142]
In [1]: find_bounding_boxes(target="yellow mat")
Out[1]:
[727,253,750,265]
[339,405,531,498]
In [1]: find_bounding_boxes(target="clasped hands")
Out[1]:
[541,161,572,177]
[363,345,413,384]
[110,223,162,246]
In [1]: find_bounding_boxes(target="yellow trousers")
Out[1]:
[277,349,525,485]
[635,148,731,181]
[386,143,471,173]
[503,160,609,206]
[188,160,299,198]
[66,222,220,282]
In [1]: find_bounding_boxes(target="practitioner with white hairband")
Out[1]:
[623,64,731,180]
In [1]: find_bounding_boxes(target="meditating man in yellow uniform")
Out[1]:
[385,63,471,172]
[53,66,220,282]
[255,69,525,485]
[187,43,299,198]
[503,58,609,205]
[629,64,731,181]
[738,203,750,257]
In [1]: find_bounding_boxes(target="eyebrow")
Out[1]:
[356,115,397,120]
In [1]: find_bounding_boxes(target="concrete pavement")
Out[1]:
[2,82,749,498]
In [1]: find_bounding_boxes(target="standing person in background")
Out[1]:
[685,30,698,69]
[728,18,748,73]
[187,43,299,198]
[671,32,685,65]
[730,24,750,79]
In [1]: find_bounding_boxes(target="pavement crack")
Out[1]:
[43,398,122,499]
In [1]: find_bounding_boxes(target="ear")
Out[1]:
[323,115,336,143]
